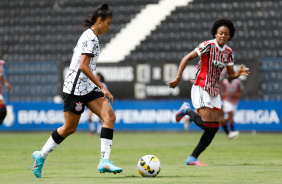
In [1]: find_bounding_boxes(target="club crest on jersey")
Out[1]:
[212,60,225,68]
[75,102,83,111]
[199,42,208,51]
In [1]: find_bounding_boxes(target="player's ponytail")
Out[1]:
[83,3,113,28]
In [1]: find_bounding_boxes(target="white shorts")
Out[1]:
[223,100,238,113]
[0,94,3,100]
[191,85,221,110]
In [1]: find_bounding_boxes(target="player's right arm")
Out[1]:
[167,50,198,88]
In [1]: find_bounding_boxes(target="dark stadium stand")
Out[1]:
[7,61,59,102]
[127,0,282,62]
[0,0,159,102]
[261,58,282,100]
[0,0,281,101]
[0,0,159,62]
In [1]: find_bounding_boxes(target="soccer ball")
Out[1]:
[137,155,161,177]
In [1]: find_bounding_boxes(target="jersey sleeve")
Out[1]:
[225,52,234,66]
[194,41,211,56]
[81,36,97,57]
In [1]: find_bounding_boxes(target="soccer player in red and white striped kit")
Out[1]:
[167,18,250,166]
[0,51,12,126]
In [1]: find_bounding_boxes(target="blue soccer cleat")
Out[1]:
[175,102,191,122]
[98,159,123,174]
[186,155,207,166]
[27,151,46,178]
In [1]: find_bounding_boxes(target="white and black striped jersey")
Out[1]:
[63,29,101,96]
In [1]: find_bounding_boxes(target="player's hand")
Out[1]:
[238,64,250,76]
[101,86,114,103]
[166,78,180,88]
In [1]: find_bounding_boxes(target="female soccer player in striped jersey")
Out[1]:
[167,18,250,166]
[220,68,243,139]
[29,3,122,178]
[0,51,12,126]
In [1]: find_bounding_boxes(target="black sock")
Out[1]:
[186,110,207,130]
[51,129,65,144]
[221,123,229,135]
[100,127,113,139]
[230,123,235,131]
[191,122,219,158]
[0,105,7,126]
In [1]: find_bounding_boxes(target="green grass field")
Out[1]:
[1,131,282,184]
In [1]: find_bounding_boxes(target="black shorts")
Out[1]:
[63,88,104,115]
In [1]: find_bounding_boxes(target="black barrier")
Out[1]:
[61,59,261,100]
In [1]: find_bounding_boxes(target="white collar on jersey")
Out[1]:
[214,39,226,51]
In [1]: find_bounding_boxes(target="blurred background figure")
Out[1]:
[219,68,243,139]
[183,116,191,131]
[0,51,12,126]
[88,72,107,137]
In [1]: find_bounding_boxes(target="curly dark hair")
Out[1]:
[211,18,235,41]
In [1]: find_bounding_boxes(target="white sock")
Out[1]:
[100,138,112,160]
[40,136,59,159]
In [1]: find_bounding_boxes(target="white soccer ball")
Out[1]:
[137,155,161,177]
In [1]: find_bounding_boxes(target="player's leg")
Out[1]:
[87,97,122,173]
[28,93,83,178]
[29,111,81,178]
[219,108,229,135]
[226,111,239,139]
[184,86,220,166]
[97,119,103,136]
[186,108,219,166]
[227,111,234,130]
[88,110,96,137]
[0,101,7,126]
[225,102,239,139]
[41,111,80,158]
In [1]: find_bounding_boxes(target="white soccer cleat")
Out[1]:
[227,131,240,139]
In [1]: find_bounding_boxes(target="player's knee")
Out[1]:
[110,114,116,123]
[103,114,116,124]
[68,127,77,135]
[207,127,219,135]
[204,123,219,134]
[61,126,77,136]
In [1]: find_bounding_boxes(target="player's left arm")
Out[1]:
[167,50,198,88]
[79,55,113,103]
[226,65,250,80]
[1,75,12,91]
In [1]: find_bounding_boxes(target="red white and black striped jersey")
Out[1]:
[222,78,243,104]
[0,60,5,94]
[191,39,234,96]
